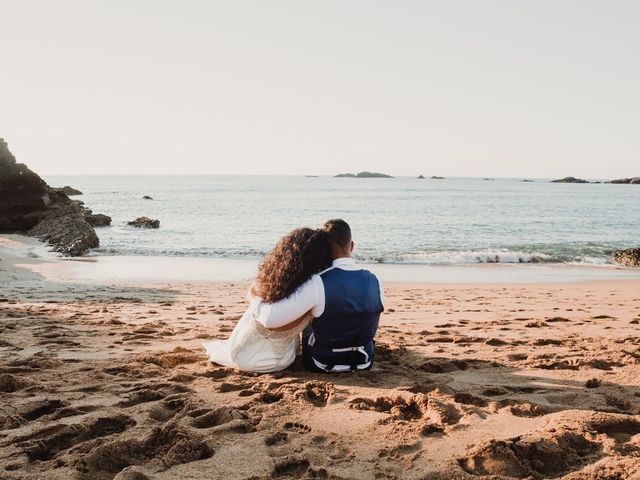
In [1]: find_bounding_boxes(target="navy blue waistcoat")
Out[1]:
[303,267,383,371]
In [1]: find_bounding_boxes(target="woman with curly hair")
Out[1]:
[203,227,331,372]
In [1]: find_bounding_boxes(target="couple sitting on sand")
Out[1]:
[203,219,384,373]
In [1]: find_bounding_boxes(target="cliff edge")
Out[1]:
[0,138,99,255]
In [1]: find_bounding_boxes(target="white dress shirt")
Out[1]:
[254,257,385,329]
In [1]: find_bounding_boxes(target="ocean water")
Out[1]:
[43,175,640,265]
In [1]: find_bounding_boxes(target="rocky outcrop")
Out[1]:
[608,177,640,184]
[142,195,153,200]
[430,176,445,179]
[0,138,101,255]
[417,175,425,179]
[551,177,589,183]
[128,217,159,229]
[335,172,394,178]
[28,205,99,256]
[84,211,112,227]
[613,248,640,267]
[0,138,51,231]
[55,186,83,195]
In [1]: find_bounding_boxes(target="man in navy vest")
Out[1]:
[255,219,385,372]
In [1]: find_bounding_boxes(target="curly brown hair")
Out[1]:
[255,227,332,303]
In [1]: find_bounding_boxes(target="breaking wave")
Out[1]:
[90,247,614,265]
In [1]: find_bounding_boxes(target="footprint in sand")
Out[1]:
[17,399,68,421]
[458,423,605,479]
[216,381,253,393]
[188,406,248,429]
[283,421,312,434]
[0,373,32,392]
[271,456,310,478]
[15,414,135,462]
[294,381,333,407]
[117,382,191,407]
[265,431,289,446]
[75,422,213,476]
[146,394,189,422]
[354,390,478,432]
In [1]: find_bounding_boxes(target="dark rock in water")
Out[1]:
[430,176,444,179]
[483,178,494,181]
[0,138,100,255]
[613,248,640,267]
[608,177,640,184]
[521,179,534,182]
[55,185,83,195]
[142,195,153,200]
[335,171,393,178]
[85,212,112,227]
[551,177,589,183]
[128,216,159,229]
[417,175,425,179]
[28,205,99,256]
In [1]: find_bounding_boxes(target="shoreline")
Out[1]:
[3,234,640,287]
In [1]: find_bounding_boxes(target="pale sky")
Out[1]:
[1,1,638,178]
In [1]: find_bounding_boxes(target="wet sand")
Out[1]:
[1,235,639,479]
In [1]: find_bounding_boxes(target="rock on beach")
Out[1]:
[613,248,640,266]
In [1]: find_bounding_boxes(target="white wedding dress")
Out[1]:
[202,290,312,373]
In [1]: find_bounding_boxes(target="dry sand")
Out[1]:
[1,236,639,479]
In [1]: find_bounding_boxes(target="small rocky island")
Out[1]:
[608,177,640,184]
[417,175,425,179]
[550,176,639,184]
[0,138,111,256]
[335,171,393,178]
[551,177,590,183]
[430,176,444,180]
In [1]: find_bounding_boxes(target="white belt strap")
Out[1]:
[312,357,372,373]
[331,346,369,363]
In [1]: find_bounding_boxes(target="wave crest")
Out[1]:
[363,250,554,264]
[90,247,613,265]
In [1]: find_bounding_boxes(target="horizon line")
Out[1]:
[38,173,629,181]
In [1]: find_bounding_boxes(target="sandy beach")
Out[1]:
[4,1,640,478]
[1,235,639,480]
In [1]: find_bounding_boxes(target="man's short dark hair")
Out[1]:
[323,219,351,248]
